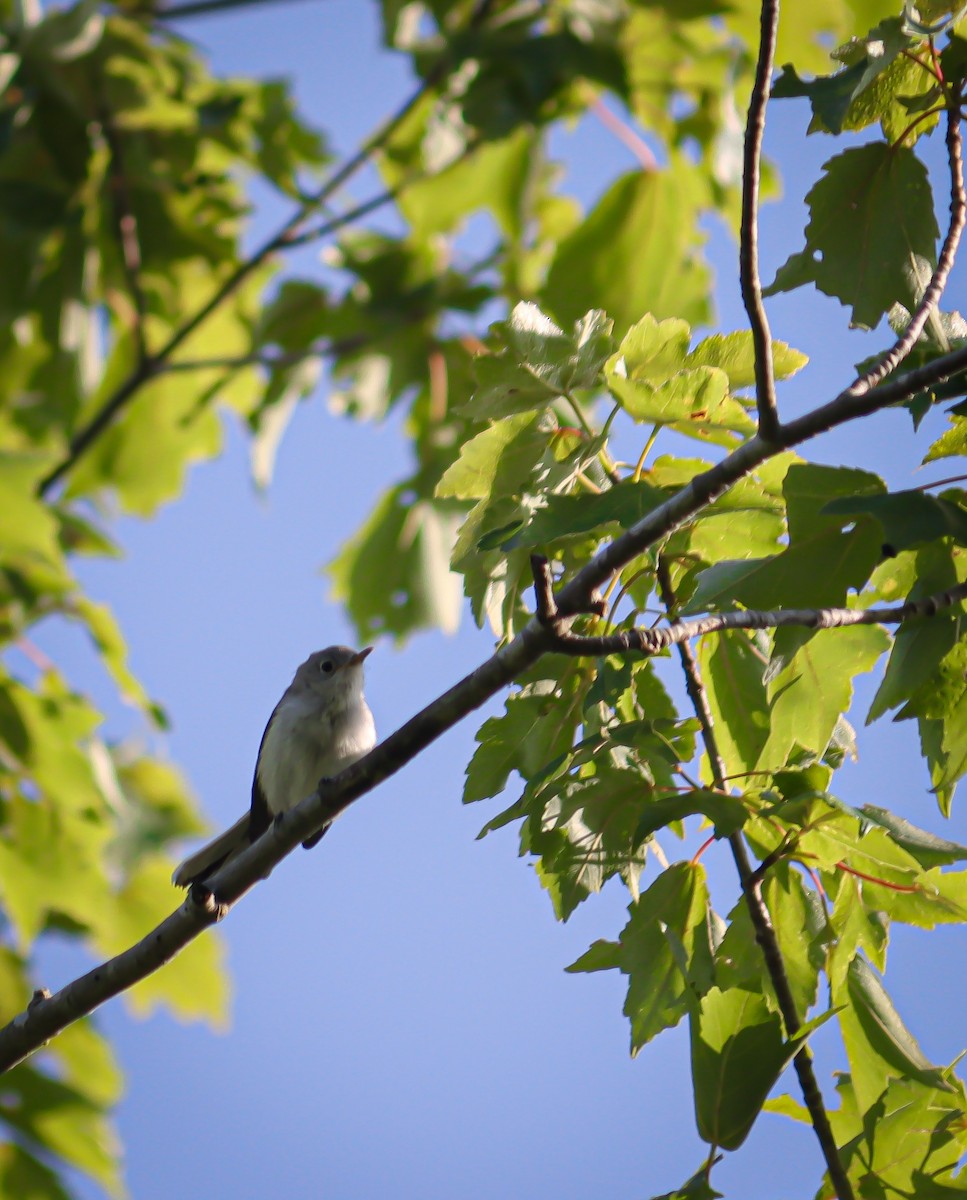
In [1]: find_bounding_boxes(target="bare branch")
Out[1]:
[152,0,317,20]
[739,0,780,440]
[655,559,856,1200]
[532,581,967,657]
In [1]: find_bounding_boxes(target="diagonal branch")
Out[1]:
[153,0,317,20]
[531,563,967,656]
[654,558,856,1200]
[739,0,780,440]
[36,1,495,499]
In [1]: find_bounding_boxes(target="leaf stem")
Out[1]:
[632,425,661,480]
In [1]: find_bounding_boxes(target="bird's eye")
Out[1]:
[320,660,334,674]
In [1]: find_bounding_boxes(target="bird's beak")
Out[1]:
[349,646,373,666]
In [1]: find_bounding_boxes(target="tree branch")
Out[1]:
[739,0,780,440]
[152,0,317,21]
[531,568,967,656]
[654,559,856,1200]
[36,1,495,499]
[154,334,370,375]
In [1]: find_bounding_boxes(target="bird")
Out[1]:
[172,645,376,888]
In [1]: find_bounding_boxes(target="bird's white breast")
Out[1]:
[256,692,376,815]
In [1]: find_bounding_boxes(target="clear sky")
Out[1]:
[32,3,967,1198]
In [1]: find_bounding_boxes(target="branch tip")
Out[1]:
[530,555,559,625]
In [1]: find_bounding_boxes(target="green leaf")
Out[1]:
[868,541,965,723]
[697,632,770,777]
[634,789,747,842]
[683,331,808,388]
[689,464,886,611]
[46,1019,122,1109]
[690,986,788,1150]
[464,681,585,804]
[0,1065,121,1197]
[771,20,923,138]
[715,867,828,1017]
[756,625,890,772]
[0,451,64,566]
[567,862,714,1053]
[527,769,653,919]
[330,481,465,644]
[824,489,967,553]
[860,804,967,867]
[544,165,713,336]
[397,127,536,239]
[22,0,105,64]
[647,1166,724,1200]
[66,368,224,517]
[610,313,692,385]
[764,144,939,329]
[468,304,614,418]
[841,955,953,1111]
[108,747,206,868]
[70,597,157,716]
[501,479,666,550]
[835,1075,967,1196]
[436,412,546,501]
[924,415,967,462]
[609,366,754,437]
[249,358,321,489]
[0,1142,73,1200]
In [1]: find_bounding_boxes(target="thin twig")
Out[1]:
[739,0,780,440]
[153,0,316,20]
[36,1,496,499]
[155,333,370,375]
[654,558,856,1200]
[531,578,967,657]
[587,93,657,170]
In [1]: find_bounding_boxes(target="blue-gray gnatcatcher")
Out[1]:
[172,646,376,888]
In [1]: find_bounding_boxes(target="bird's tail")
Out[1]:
[172,814,252,888]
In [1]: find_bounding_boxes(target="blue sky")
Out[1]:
[30,3,967,1197]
